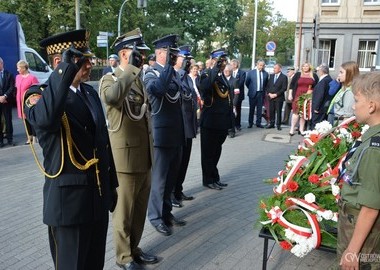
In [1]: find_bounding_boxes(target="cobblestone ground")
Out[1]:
[0,104,336,270]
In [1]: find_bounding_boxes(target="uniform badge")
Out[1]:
[370,136,380,148]
[25,94,42,108]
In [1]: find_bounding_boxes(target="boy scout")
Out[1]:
[338,71,380,270]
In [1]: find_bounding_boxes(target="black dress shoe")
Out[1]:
[265,125,274,129]
[154,223,172,236]
[277,126,282,131]
[215,181,228,187]
[167,216,187,227]
[256,124,264,128]
[203,183,223,190]
[247,124,253,128]
[228,133,235,138]
[116,261,144,270]
[181,192,194,201]
[134,251,158,265]
[171,197,183,208]
[0,142,4,148]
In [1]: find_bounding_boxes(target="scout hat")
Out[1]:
[112,28,150,52]
[40,29,94,57]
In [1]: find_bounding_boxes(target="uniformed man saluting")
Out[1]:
[23,29,118,270]
[99,28,158,270]
[199,49,232,190]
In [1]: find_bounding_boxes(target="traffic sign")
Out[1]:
[266,41,276,52]
[97,35,108,48]
[99,31,114,37]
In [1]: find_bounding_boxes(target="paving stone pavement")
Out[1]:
[0,106,337,270]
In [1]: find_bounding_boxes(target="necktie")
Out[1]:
[259,71,262,91]
[77,88,96,122]
[0,71,3,89]
[274,74,278,83]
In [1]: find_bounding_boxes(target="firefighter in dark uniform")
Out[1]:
[199,49,232,190]
[23,29,118,270]
[144,34,186,236]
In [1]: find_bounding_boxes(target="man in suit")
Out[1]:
[23,29,118,270]
[231,59,246,131]
[99,28,158,270]
[245,60,269,128]
[223,63,239,138]
[265,63,288,130]
[144,34,186,236]
[0,57,15,147]
[310,64,333,130]
[199,48,232,190]
[171,45,197,208]
[282,67,296,125]
[102,54,119,75]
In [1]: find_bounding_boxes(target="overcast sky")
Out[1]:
[272,0,298,21]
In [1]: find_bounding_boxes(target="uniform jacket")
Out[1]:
[245,68,269,98]
[266,72,288,101]
[23,62,118,226]
[199,67,232,130]
[226,75,240,106]
[144,62,184,147]
[0,69,15,101]
[234,69,246,101]
[99,65,153,173]
[311,74,332,114]
[178,69,197,139]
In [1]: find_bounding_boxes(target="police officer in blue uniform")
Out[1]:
[144,34,186,236]
[199,49,232,190]
[23,29,118,270]
[172,45,197,207]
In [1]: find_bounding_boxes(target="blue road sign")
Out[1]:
[266,41,276,52]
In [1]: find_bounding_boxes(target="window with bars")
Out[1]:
[317,40,336,68]
[357,40,377,69]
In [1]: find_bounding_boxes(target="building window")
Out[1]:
[357,40,377,69]
[364,0,380,5]
[317,40,336,68]
[321,0,340,5]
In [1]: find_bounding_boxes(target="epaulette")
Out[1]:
[24,84,46,108]
[145,67,160,78]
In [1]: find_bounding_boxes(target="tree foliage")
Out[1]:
[0,0,295,68]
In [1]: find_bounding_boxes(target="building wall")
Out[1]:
[295,0,380,77]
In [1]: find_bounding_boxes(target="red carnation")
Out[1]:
[351,131,361,138]
[280,241,292,250]
[285,198,294,207]
[333,137,341,147]
[353,122,360,128]
[287,180,299,192]
[272,177,279,183]
[308,174,320,184]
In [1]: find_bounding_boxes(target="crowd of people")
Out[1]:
[0,23,375,270]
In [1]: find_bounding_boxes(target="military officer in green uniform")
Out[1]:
[337,71,380,270]
[99,28,158,270]
[23,29,118,270]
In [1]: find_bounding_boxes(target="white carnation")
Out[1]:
[315,121,332,134]
[331,184,340,196]
[304,193,316,203]
[361,125,369,135]
[321,210,334,220]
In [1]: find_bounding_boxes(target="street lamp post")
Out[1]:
[118,0,128,37]
[251,0,258,69]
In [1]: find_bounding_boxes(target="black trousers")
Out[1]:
[248,92,264,126]
[235,99,243,128]
[200,127,227,185]
[0,103,13,142]
[48,212,109,270]
[174,138,193,198]
[268,98,283,127]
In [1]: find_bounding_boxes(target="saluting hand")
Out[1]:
[166,47,177,66]
[129,42,143,68]
[62,44,86,71]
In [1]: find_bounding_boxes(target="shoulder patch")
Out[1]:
[370,136,380,148]
[25,93,42,108]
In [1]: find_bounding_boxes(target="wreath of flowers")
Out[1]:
[297,93,312,120]
[259,117,368,257]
